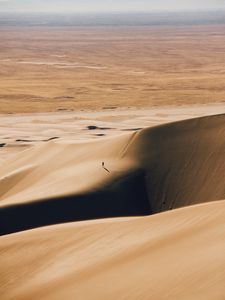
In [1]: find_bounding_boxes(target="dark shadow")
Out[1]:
[103,167,110,173]
[0,169,151,236]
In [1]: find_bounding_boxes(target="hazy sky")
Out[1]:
[0,0,225,12]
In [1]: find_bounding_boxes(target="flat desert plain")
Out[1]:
[0,24,225,300]
[0,25,225,113]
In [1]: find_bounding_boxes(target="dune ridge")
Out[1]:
[0,113,225,235]
[1,200,225,300]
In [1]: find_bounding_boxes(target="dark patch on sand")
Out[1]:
[122,128,143,131]
[16,137,59,143]
[87,125,113,130]
[102,106,118,110]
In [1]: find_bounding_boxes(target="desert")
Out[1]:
[0,12,225,300]
[1,25,225,113]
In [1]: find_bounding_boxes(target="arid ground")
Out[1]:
[0,25,225,113]
[0,22,225,300]
[0,106,225,299]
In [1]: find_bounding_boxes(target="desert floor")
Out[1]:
[0,25,225,113]
[0,24,225,300]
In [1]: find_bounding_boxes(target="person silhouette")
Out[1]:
[102,162,110,173]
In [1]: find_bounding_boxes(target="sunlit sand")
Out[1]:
[0,18,225,300]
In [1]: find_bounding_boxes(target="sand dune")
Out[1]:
[1,200,225,300]
[0,114,224,235]
[1,22,225,299]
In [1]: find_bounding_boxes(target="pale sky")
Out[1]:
[0,0,225,12]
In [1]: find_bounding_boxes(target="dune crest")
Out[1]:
[130,113,225,212]
[0,114,224,235]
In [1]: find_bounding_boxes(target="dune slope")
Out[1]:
[1,200,225,300]
[131,113,225,212]
[0,114,224,235]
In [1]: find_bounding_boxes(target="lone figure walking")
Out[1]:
[102,162,110,173]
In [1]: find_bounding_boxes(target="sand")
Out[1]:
[1,201,225,300]
[1,20,225,299]
[0,103,224,162]
[1,26,225,114]
[0,104,225,298]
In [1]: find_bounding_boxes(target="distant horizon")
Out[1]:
[0,0,225,13]
[1,8,225,14]
[1,9,225,27]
